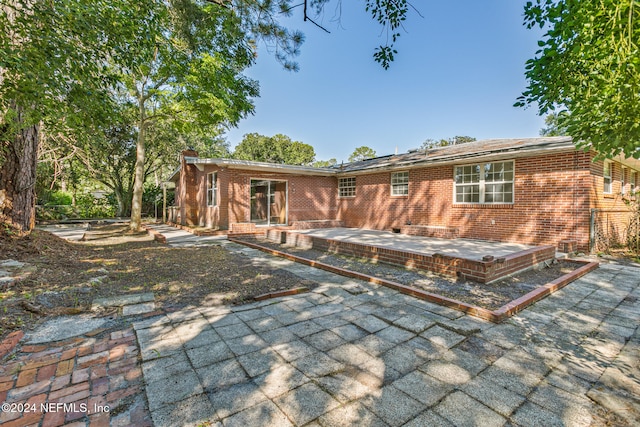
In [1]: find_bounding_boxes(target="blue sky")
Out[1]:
[225,1,547,163]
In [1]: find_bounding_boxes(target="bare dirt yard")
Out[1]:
[0,224,316,340]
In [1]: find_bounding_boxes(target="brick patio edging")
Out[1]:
[229,237,599,323]
[254,286,310,301]
[0,332,25,360]
[264,229,556,283]
[142,224,167,243]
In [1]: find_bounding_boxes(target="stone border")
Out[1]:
[229,237,599,323]
[254,286,310,301]
[166,222,228,236]
[142,224,167,243]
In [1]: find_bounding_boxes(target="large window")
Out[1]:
[621,167,627,195]
[338,177,356,197]
[391,172,409,196]
[603,161,612,194]
[454,161,514,204]
[631,171,637,194]
[207,172,217,206]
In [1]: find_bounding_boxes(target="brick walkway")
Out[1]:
[0,328,151,427]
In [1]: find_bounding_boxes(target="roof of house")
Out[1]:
[335,136,576,173]
[166,136,639,182]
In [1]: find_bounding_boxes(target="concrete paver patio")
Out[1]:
[134,236,640,427]
[3,225,638,426]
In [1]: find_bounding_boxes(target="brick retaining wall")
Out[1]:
[265,230,556,283]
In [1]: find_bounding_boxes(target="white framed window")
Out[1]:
[338,177,356,198]
[621,167,627,195]
[603,161,612,194]
[454,161,514,204]
[391,172,409,196]
[631,170,637,194]
[207,172,217,206]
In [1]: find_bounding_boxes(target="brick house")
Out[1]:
[167,137,640,252]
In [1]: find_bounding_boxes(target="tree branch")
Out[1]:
[304,0,330,33]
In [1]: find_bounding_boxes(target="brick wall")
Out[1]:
[226,171,338,226]
[178,162,338,229]
[589,157,637,250]
[174,150,638,251]
[337,151,594,251]
[176,150,198,226]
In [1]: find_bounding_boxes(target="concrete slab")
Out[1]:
[92,292,154,310]
[146,374,204,412]
[462,376,526,417]
[37,223,88,241]
[318,401,387,427]
[361,385,426,427]
[434,391,506,427]
[146,224,228,247]
[209,381,269,420]
[122,302,155,316]
[292,227,534,261]
[252,364,311,399]
[220,399,292,427]
[392,370,452,407]
[151,394,217,427]
[273,382,340,426]
[26,315,112,344]
[0,259,25,268]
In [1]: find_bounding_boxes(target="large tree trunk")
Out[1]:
[1,104,39,232]
[114,184,132,217]
[129,98,146,231]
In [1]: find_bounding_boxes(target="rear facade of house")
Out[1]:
[168,138,640,252]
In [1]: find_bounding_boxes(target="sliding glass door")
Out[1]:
[250,180,287,226]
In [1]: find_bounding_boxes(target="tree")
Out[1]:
[233,133,316,165]
[312,158,337,168]
[1,0,417,233]
[348,146,377,162]
[539,112,569,137]
[421,136,476,150]
[120,1,258,231]
[517,0,640,159]
[1,0,130,230]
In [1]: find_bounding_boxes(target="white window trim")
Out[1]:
[207,172,217,207]
[453,160,515,205]
[338,177,356,198]
[631,170,637,194]
[390,171,409,196]
[603,161,612,194]
[621,166,627,195]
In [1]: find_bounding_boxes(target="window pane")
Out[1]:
[339,177,356,197]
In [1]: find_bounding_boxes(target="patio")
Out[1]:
[290,227,536,261]
[135,234,640,426]
[261,227,558,284]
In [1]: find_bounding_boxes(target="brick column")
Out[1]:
[179,150,199,226]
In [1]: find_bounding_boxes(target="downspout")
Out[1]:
[589,208,597,253]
